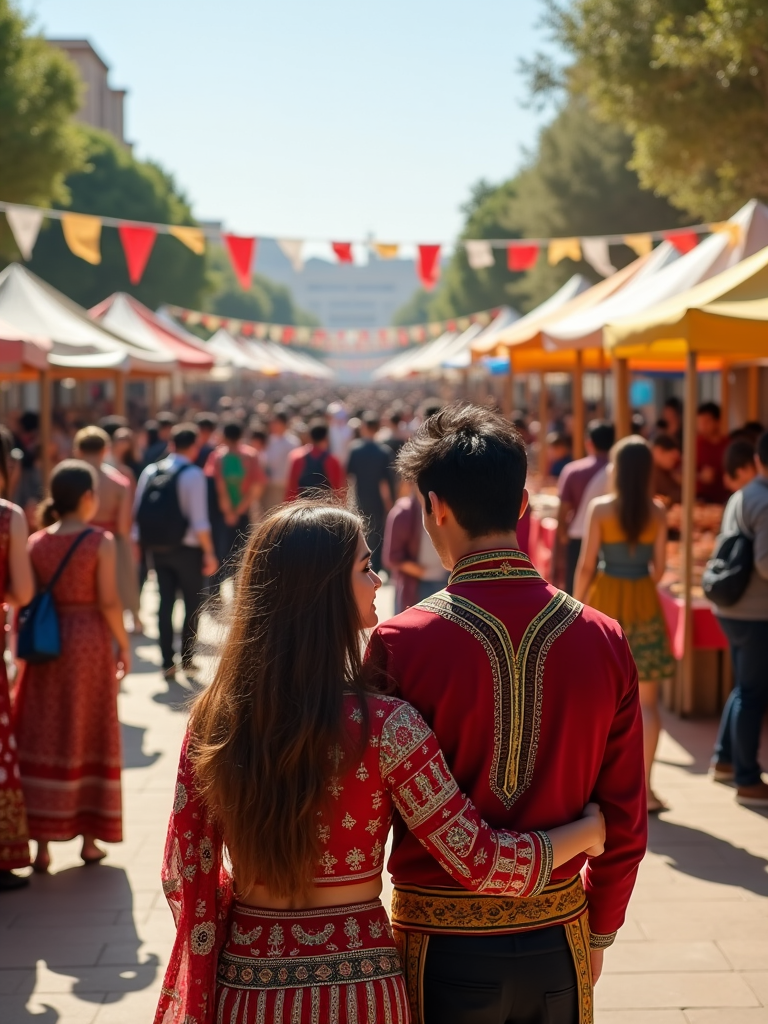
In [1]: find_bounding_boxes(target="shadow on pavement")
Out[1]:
[151,674,204,713]
[121,722,161,770]
[4,866,158,1019]
[648,816,768,896]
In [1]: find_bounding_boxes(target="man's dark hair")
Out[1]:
[194,412,218,431]
[157,411,179,429]
[171,423,199,452]
[309,419,329,444]
[223,420,244,442]
[652,434,680,452]
[588,420,615,453]
[697,401,721,420]
[396,403,527,538]
[419,398,442,420]
[664,397,683,414]
[99,415,128,438]
[757,431,768,467]
[272,408,289,425]
[363,412,380,432]
[724,439,755,478]
[19,411,39,433]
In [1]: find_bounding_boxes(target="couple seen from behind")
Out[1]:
[155,404,647,1024]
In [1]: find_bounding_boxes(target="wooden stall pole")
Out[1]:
[572,348,585,458]
[612,357,630,438]
[598,347,607,419]
[39,368,52,489]
[538,372,548,481]
[747,364,760,421]
[720,367,730,434]
[114,370,126,417]
[502,359,514,419]
[679,351,698,715]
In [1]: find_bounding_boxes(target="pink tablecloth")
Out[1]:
[657,585,728,660]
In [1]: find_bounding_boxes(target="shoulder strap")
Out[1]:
[734,489,752,540]
[45,528,95,593]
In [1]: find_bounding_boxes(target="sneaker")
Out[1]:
[736,781,768,806]
[710,761,735,783]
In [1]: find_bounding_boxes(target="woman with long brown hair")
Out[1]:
[156,500,606,1024]
[574,436,676,813]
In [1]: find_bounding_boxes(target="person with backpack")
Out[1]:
[284,419,345,502]
[709,430,768,806]
[134,424,217,680]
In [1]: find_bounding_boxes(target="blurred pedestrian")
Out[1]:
[383,485,448,613]
[284,420,345,501]
[263,409,299,510]
[207,420,265,586]
[14,460,130,873]
[346,412,394,573]
[141,411,178,472]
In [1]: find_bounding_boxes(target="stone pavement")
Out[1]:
[0,582,767,1023]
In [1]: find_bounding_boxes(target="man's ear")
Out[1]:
[518,487,529,519]
[428,491,448,526]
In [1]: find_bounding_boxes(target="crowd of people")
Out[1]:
[0,383,766,1023]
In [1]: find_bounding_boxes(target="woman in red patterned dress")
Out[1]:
[155,501,605,1024]
[0,430,34,890]
[13,460,130,873]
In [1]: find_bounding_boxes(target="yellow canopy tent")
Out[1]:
[605,244,768,714]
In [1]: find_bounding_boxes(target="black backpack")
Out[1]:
[297,450,331,493]
[702,493,754,608]
[136,462,192,550]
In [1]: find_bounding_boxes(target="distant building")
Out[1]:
[48,39,128,145]
[256,239,420,328]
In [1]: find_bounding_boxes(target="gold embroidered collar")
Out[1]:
[448,548,540,587]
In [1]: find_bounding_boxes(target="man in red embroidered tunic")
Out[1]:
[367,404,647,1024]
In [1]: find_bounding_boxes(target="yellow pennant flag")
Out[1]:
[710,221,742,247]
[169,225,206,255]
[623,233,653,258]
[61,213,102,265]
[373,243,399,259]
[548,237,581,265]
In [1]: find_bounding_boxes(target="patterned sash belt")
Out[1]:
[391,876,593,1024]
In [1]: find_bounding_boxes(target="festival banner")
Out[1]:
[118,225,157,284]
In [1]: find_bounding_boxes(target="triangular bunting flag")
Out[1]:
[373,243,399,260]
[223,234,257,289]
[548,237,581,266]
[465,240,494,270]
[507,244,539,272]
[118,225,157,284]
[61,213,102,265]
[331,242,353,263]
[664,230,699,255]
[581,237,616,278]
[169,225,206,255]
[5,206,44,261]
[710,222,742,246]
[417,244,441,290]
[623,234,653,258]
[277,238,305,272]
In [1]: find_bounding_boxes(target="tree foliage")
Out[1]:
[27,128,207,309]
[0,0,86,255]
[205,245,319,326]
[542,0,768,219]
[417,99,684,318]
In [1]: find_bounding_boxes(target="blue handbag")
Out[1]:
[17,529,94,663]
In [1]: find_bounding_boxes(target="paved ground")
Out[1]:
[0,581,767,1023]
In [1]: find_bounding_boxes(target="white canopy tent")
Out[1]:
[541,200,768,350]
[373,330,459,380]
[243,338,335,380]
[206,328,280,375]
[443,307,521,370]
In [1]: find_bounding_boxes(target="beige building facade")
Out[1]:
[48,39,127,145]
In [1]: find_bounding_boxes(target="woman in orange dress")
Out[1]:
[13,460,130,872]
[0,430,34,890]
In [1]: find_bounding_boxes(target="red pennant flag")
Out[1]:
[417,245,441,290]
[331,242,353,263]
[241,322,254,337]
[283,326,296,344]
[664,230,699,255]
[223,234,257,289]
[118,225,157,285]
[507,244,539,272]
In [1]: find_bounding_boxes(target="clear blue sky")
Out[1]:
[20,0,558,245]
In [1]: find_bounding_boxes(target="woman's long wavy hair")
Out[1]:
[612,435,654,546]
[189,500,376,897]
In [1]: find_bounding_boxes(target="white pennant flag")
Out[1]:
[6,205,44,261]
[581,237,616,278]
[465,239,494,270]
[277,238,305,272]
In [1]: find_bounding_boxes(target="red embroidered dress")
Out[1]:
[0,501,30,870]
[13,528,122,843]
[155,694,554,1024]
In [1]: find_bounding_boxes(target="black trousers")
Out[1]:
[152,546,204,670]
[564,538,582,597]
[422,925,579,1024]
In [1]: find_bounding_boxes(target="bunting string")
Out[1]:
[165,303,501,353]
[0,198,742,293]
